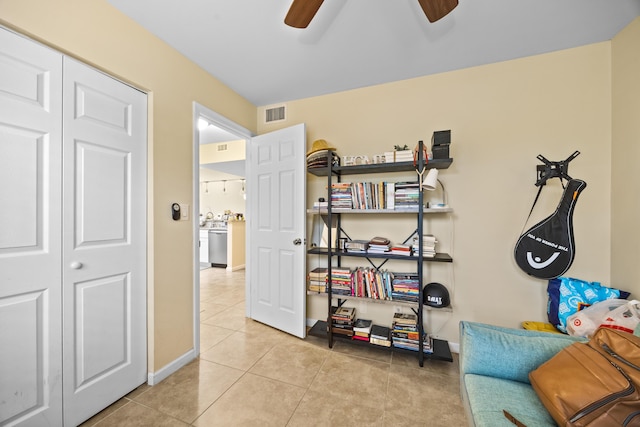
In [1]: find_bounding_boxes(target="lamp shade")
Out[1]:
[422,168,439,191]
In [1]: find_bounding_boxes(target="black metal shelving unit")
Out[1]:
[306,141,454,366]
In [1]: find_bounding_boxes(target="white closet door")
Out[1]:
[61,57,147,426]
[0,29,63,426]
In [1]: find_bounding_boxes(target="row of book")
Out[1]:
[330,307,432,353]
[308,267,421,303]
[341,235,437,256]
[330,181,420,210]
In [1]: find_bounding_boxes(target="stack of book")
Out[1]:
[345,240,369,253]
[391,312,433,353]
[331,306,356,337]
[391,312,419,351]
[352,319,373,342]
[307,149,339,169]
[307,267,327,293]
[383,150,413,163]
[312,200,328,209]
[391,273,420,302]
[412,234,437,258]
[368,236,390,254]
[390,244,412,256]
[369,325,392,347]
[331,183,353,209]
[330,267,353,296]
[394,182,420,210]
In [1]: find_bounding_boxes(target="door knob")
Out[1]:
[70,261,83,269]
[293,238,302,245]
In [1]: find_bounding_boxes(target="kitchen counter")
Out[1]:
[226,221,245,271]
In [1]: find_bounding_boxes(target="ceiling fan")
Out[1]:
[284,0,459,28]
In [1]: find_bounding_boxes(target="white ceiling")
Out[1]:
[107,0,639,107]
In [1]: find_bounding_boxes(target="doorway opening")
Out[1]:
[192,103,253,356]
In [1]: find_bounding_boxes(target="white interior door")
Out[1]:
[248,124,306,338]
[0,28,64,427]
[62,57,147,426]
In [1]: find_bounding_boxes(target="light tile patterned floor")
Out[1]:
[81,268,467,426]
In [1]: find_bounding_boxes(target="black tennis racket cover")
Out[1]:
[514,179,587,279]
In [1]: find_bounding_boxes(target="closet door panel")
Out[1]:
[62,57,147,427]
[0,28,63,427]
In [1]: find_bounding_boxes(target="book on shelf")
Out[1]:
[394,182,420,210]
[308,267,328,280]
[331,182,353,209]
[392,312,418,327]
[329,267,353,296]
[391,273,420,303]
[370,337,392,347]
[392,334,434,353]
[390,244,412,256]
[412,234,437,257]
[331,305,356,321]
[367,244,391,253]
[332,327,354,337]
[369,236,390,245]
[345,240,369,252]
[307,281,326,293]
[353,319,373,334]
[370,325,391,340]
[383,151,414,163]
[331,306,355,337]
[368,236,391,253]
[385,182,395,210]
[392,330,420,340]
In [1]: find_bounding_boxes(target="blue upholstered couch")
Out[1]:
[459,321,584,427]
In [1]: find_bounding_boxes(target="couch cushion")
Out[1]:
[459,321,583,384]
[463,374,556,427]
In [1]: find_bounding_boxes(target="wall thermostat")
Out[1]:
[171,203,181,220]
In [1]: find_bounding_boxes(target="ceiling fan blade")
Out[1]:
[417,0,459,23]
[284,0,324,28]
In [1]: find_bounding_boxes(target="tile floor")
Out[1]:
[81,268,468,426]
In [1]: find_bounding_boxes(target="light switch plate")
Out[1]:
[179,203,189,221]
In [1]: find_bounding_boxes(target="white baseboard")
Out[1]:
[147,349,196,386]
[227,264,245,272]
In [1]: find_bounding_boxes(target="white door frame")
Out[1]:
[192,103,253,356]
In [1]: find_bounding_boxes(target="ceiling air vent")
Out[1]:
[217,143,228,151]
[265,104,286,123]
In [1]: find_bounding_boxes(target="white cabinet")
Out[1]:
[200,229,210,263]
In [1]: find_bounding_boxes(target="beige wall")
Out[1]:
[260,41,618,342]
[2,0,637,363]
[612,18,640,296]
[0,0,257,371]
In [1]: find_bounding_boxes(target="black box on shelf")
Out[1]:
[432,144,450,159]
[431,130,451,159]
[432,130,451,146]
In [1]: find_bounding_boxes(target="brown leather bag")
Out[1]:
[529,327,640,426]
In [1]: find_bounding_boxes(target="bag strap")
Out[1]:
[503,410,528,427]
[519,178,570,236]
